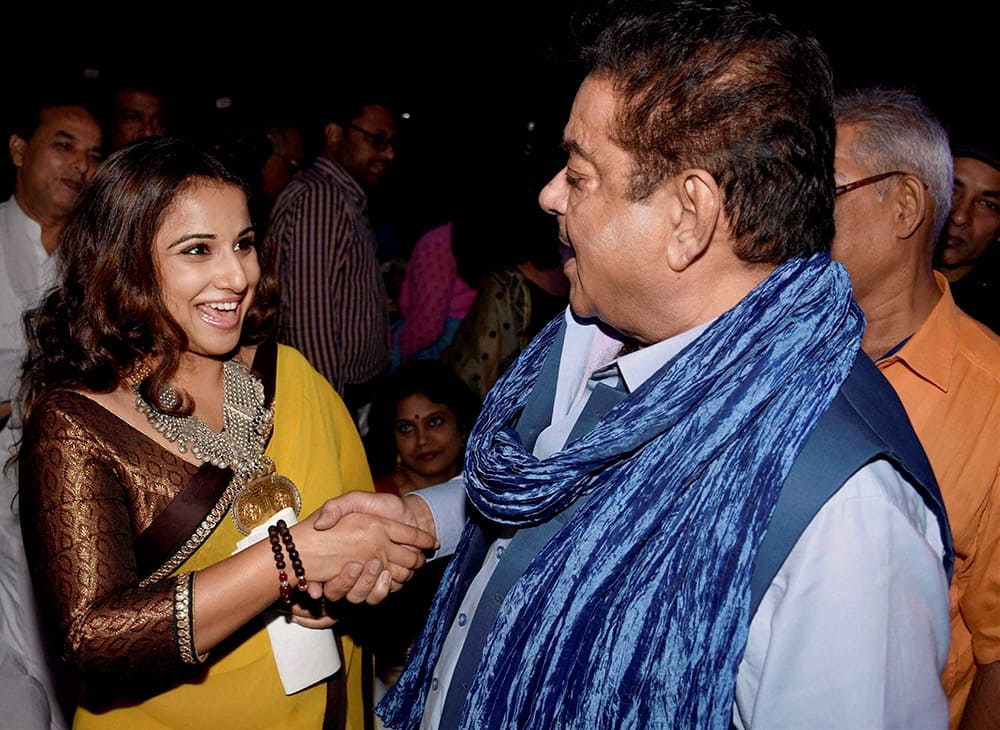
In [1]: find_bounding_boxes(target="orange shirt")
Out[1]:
[877,274,1000,729]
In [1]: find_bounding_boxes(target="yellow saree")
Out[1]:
[51,345,372,729]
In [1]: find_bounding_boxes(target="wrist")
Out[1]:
[403,493,437,541]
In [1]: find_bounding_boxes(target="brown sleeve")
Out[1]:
[18,395,202,684]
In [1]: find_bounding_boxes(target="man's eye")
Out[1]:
[565,166,585,189]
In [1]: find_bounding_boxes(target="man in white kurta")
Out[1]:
[1,100,102,730]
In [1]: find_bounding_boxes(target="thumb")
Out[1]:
[312,499,346,531]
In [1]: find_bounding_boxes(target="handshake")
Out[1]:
[285,491,440,625]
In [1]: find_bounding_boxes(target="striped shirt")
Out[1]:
[268,157,390,392]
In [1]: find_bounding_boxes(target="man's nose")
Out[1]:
[949,197,971,226]
[538,168,568,215]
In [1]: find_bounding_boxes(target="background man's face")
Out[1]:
[111,89,167,149]
[9,105,103,220]
[335,103,396,188]
[940,156,1000,270]
[830,123,903,303]
[537,75,675,342]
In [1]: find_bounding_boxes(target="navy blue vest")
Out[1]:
[438,327,953,727]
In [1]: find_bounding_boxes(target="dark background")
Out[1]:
[2,1,995,250]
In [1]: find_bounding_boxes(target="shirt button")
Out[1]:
[495,545,505,559]
[494,592,503,603]
[457,612,468,627]
[431,678,439,691]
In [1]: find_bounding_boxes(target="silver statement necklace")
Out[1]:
[133,357,301,534]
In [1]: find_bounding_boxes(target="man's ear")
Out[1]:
[893,174,928,240]
[666,170,720,272]
[9,135,26,168]
[323,123,344,155]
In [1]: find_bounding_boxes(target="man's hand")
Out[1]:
[960,660,1000,730]
[309,491,438,604]
[294,506,436,605]
[313,491,437,540]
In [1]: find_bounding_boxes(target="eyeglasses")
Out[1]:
[834,170,916,197]
[348,124,396,152]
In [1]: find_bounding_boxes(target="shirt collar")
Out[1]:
[313,157,367,207]
[2,196,43,249]
[877,272,957,393]
[597,319,714,393]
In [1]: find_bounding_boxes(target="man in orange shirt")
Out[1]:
[831,88,1000,729]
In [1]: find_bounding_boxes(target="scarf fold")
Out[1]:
[379,254,863,729]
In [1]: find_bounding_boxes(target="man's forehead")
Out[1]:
[35,106,101,138]
[356,103,396,133]
[562,75,618,161]
[116,89,165,111]
[954,156,1000,190]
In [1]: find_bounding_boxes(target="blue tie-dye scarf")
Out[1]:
[379,253,863,729]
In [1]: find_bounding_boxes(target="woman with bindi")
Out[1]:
[367,361,480,497]
[16,138,434,729]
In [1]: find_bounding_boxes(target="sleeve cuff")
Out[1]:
[411,475,467,558]
[174,572,208,665]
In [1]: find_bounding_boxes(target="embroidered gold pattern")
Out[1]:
[174,572,205,665]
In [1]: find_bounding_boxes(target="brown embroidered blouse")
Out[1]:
[19,390,202,680]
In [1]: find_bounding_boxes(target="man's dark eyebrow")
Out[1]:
[562,139,595,164]
[958,177,1000,199]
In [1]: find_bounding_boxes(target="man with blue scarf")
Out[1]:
[316,2,954,727]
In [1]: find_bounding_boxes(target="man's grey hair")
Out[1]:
[834,88,953,240]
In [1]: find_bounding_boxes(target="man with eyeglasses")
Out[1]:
[267,92,397,413]
[937,142,1000,333]
[831,88,1000,730]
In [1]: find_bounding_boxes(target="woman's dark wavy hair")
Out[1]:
[364,360,482,477]
[20,137,279,418]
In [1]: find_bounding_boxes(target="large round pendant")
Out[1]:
[232,472,302,534]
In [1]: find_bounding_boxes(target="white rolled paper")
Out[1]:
[234,506,342,695]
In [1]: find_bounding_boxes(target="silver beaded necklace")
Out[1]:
[133,358,302,534]
[133,358,272,480]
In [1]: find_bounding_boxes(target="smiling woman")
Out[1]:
[15,138,435,729]
[153,183,261,361]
